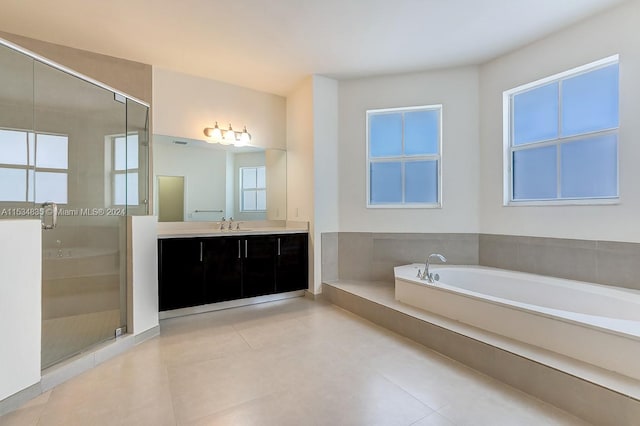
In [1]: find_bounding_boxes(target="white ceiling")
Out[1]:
[0,0,627,96]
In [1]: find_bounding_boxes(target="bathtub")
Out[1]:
[394,264,640,380]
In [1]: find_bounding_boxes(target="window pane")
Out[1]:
[404,110,439,155]
[114,137,126,171]
[114,173,139,205]
[256,189,266,210]
[243,190,257,210]
[0,168,26,201]
[513,145,557,200]
[561,135,617,198]
[242,168,257,189]
[34,171,67,204]
[28,133,35,166]
[27,169,34,202]
[369,113,402,157]
[0,129,28,165]
[405,161,438,203]
[114,174,125,205]
[127,172,139,205]
[126,134,139,170]
[370,161,402,204]
[562,63,619,136]
[513,82,558,145]
[35,134,68,169]
[256,166,266,188]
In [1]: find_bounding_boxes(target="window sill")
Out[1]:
[504,198,619,207]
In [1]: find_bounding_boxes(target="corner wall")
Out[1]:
[0,220,41,402]
[478,0,640,243]
[286,78,315,291]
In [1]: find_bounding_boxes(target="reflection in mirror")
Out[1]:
[153,134,286,222]
[158,176,185,221]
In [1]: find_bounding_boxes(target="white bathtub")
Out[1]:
[394,264,640,380]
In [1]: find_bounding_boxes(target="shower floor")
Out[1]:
[41,309,121,369]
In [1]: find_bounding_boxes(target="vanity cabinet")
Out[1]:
[158,233,308,312]
[203,237,243,304]
[275,234,309,293]
[158,238,205,311]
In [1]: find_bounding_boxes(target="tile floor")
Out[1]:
[1,297,590,425]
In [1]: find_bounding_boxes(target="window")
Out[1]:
[505,56,619,204]
[112,134,139,205]
[0,128,68,203]
[240,166,266,212]
[366,105,442,207]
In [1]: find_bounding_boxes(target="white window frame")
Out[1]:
[366,105,443,209]
[239,166,266,212]
[503,55,620,206]
[0,127,69,205]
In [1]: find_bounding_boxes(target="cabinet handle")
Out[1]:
[200,241,203,262]
[245,240,248,257]
[278,238,281,256]
[238,240,241,259]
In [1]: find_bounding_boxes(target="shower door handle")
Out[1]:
[40,202,58,230]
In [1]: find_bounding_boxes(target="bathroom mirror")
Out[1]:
[153,134,286,222]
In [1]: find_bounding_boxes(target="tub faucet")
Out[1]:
[421,253,447,282]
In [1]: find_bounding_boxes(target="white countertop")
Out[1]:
[157,220,308,239]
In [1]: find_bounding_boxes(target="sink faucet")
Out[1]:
[227,217,233,230]
[219,217,226,230]
[421,253,447,282]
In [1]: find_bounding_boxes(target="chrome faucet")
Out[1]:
[227,217,233,230]
[421,253,447,282]
[219,217,226,230]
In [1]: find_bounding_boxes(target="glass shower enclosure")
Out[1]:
[0,39,149,369]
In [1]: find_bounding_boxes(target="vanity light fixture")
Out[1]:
[203,121,252,146]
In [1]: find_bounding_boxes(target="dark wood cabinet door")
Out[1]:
[275,234,309,292]
[203,237,242,303]
[241,235,276,298]
[158,238,205,311]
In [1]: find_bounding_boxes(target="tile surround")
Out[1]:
[324,232,640,290]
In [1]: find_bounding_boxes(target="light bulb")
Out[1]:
[237,126,251,146]
[204,122,223,143]
[224,124,237,144]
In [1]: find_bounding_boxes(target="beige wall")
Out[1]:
[286,78,315,291]
[338,66,480,233]
[152,67,286,150]
[312,76,339,292]
[478,0,640,243]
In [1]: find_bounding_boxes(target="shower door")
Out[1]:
[0,39,151,368]
[34,60,132,368]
